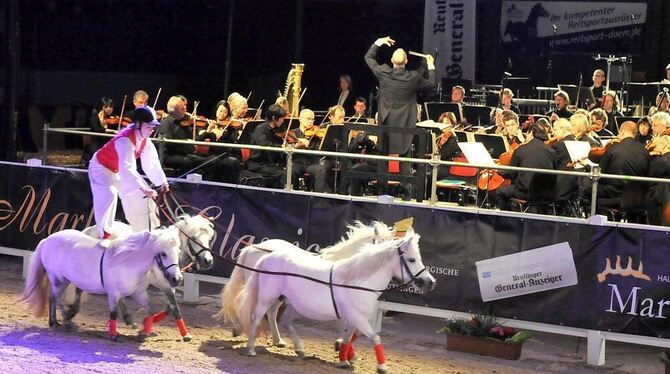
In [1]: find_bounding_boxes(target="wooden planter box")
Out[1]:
[665,361,669,374]
[446,333,522,360]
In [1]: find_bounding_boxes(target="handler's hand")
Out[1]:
[142,188,158,198]
[375,36,396,47]
[159,184,170,194]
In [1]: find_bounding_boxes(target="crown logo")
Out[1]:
[393,217,414,238]
[597,255,651,283]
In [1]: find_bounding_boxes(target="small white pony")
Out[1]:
[75,214,216,341]
[218,221,394,348]
[237,229,435,374]
[23,227,182,341]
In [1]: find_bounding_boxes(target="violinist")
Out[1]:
[546,90,574,122]
[498,88,520,114]
[123,90,150,122]
[601,91,623,135]
[648,90,670,116]
[651,112,670,136]
[589,108,614,141]
[500,110,525,147]
[247,104,290,188]
[496,119,556,211]
[197,100,240,146]
[584,121,649,208]
[81,97,115,167]
[353,97,369,120]
[551,118,581,204]
[290,109,327,192]
[647,135,670,225]
[228,92,250,121]
[158,96,239,183]
[635,117,653,145]
[435,121,460,181]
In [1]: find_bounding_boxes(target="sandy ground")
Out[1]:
[0,256,664,374]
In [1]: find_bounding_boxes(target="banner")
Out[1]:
[1,162,669,338]
[500,1,647,52]
[423,0,476,81]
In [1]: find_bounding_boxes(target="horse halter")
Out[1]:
[154,253,179,280]
[396,244,427,288]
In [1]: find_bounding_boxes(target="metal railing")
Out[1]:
[42,124,670,224]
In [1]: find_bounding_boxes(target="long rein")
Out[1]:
[153,190,426,294]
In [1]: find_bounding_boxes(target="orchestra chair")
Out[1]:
[510,173,558,214]
[597,181,649,224]
[436,156,478,205]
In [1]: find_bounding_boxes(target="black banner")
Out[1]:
[1,162,668,338]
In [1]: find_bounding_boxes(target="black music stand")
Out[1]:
[424,102,462,123]
[462,105,494,126]
[441,78,472,97]
[627,83,659,105]
[473,133,508,159]
[237,120,264,145]
[558,84,596,108]
[519,114,550,124]
[503,77,534,98]
[614,116,641,129]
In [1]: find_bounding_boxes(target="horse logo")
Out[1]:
[503,3,550,44]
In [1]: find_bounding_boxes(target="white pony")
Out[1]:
[23,227,183,341]
[218,221,394,347]
[237,229,435,374]
[73,214,216,341]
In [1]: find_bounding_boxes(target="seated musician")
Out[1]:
[196,100,242,160]
[275,96,290,115]
[247,104,289,188]
[647,135,670,224]
[601,90,623,135]
[227,92,251,121]
[498,88,520,114]
[636,117,653,145]
[649,91,670,116]
[496,118,556,211]
[500,110,525,147]
[590,69,606,108]
[339,118,381,196]
[81,97,115,166]
[352,97,369,121]
[551,118,581,205]
[661,63,670,84]
[292,109,327,192]
[652,112,670,136]
[158,95,240,183]
[123,90,150,120]
[450,85,465,104]
[589,108,614,140]
[336,74,355,116]
[584,121,649,208]
[435,121,460,181]
[438,111,458,127]
[546,90,574,122]
[571,113,601,147]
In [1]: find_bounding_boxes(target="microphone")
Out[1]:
[504,71,512,77]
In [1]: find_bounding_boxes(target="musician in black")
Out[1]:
[590,69,606,108]
[498,88,520,114]
[365,36,436,200]
[158,96,240,183]
[339,125,382,196]
[647,135,670,225]
[546,90,574,122]
[590,108,614,139]
[496,121,556,211]
[247,104,289,188]
[292,109,327,192]
[602,91,623,135]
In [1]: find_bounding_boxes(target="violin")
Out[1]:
[303,126,327,139]
[477,169,511,191]
[180,114,212,128]
[588,137,621,162]
[272,126,299,144]
[436,128,454,149]
[102,115,132,129]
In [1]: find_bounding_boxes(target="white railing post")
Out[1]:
[182,272,199,303]
[587,330,606,366]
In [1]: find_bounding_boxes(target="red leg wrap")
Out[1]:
[347,345,356,360]
[143,315,154,334]
[374,343,385,364]
[108,319,117,337]
[176,318,188,337]
[152,310,168,324]
[338,343,351,362]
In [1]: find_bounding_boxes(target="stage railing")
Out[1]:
[42,124,670,223]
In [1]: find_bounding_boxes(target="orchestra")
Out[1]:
[55,39,670,226]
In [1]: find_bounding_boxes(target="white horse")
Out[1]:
[23,227,183,342]
[218,221,394,347]
[237,229,435,374]
[73,214,216,341]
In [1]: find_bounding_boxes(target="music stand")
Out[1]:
[237,120,264,145]
[424,102,462,123]
[454,130,469,143]
[462,105,494,126]
[519,114,550,124]
[503,77,534,98]
[614,116,641,130]
[319,124,347,152]
[558,84,596,108]
[627,83,659,105]
[472,133,509,159]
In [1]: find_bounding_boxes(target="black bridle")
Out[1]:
[154,253,179,281]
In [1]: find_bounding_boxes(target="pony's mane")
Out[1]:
[334,237,402,283]
[319,221,393,260]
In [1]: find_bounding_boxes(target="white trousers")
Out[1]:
[88,160,159,237]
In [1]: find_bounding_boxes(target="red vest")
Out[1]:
[95,127,148,173]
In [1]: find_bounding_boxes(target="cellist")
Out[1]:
[496,116,556,211]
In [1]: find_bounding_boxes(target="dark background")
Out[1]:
[2,0,670,159]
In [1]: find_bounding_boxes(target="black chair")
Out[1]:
[598,181,649,224]
[510,173,558,214]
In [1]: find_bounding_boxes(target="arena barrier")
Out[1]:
[2,142,670,365]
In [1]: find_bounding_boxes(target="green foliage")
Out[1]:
[437,314,532,344]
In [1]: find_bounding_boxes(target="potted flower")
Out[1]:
[437,314,532,360]
[659,349,670,374]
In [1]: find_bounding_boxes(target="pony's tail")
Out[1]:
[216,250,248,323]
[238,270,260,335]
[22,242,50,317]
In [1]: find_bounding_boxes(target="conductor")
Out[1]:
[364,36,436,200]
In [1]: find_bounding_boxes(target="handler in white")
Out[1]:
[88,106,169,248]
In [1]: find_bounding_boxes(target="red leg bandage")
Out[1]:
[347,345,356,360]
[338,343,351,362]
[108,319,117,337]
[176,318,188,337]
[143,315,154,334]
[374,343,385,364]
[152,310,168,324]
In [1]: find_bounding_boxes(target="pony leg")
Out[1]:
[117,298,136,328]
[336,323,356,368]
[347,331,360,364]
[278,303,304,357]
[350,319,387,374]
[48,279,68,328]
[107,296,120,342]
[164,288,192,342]
[245,296,277,357]
[62,287,83,323]
[267,300,287,347]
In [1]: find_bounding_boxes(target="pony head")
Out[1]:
[175,215,216,271]
[393,229,436,293]
[149,227,183,287]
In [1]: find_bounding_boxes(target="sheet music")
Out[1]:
[564,140,597,168]
[458,142,496,167]
[417,119,450,131]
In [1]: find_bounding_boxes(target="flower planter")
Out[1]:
[445,333,522,360]
[666,362,669,374]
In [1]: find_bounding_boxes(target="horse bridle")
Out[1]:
[154,253,179,280]
[396,243,428,288]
